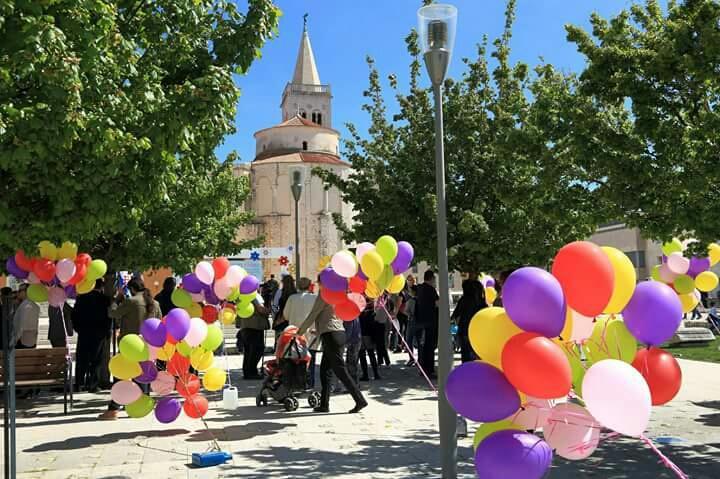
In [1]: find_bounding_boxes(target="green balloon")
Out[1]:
[237,301,254,319]
[375,235,398,264]
[564,343,587,397]
[27,284,49,302]
[87,259,107,281]
[126,394,155,418]
[650,265,662,282]
[662,238,683,256]
[587,317,637,364]
[202,325,224,352]
[238,293,255,305]
[227,287,240,302]
[674,274,695,295]
[376,265,394,291]
[119,334,149,362]
[473,420,522,450]
[171,288,192,309]
[176,340,192,357]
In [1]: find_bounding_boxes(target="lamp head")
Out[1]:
[417,4,457,86]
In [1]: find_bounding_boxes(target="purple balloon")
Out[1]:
[239,275,259,295]
[154,397,181,423]
[391,241,415,275]
[140,318,167,347]
[475,430,553,479]
[623,281,682,345]
[64,285,77,299]
[182,273,204,294]
[320,267,349,292]
[6,257,28,279]
[503,267,565,337]
[165,308,191,341]
[687,256,711,278]
[446,362,520,422]
[203,284,219,305]
[485,278,496,288]
[136,361,158,384]
[357,268,368,281]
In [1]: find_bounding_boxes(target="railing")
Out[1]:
[283,83,331,96]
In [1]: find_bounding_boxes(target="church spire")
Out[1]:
[291,14,321,85]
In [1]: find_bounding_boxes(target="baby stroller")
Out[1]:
[256,326,321,411]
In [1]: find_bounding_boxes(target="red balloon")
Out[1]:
[321,288,347,306]
[202,305,218,324]
[15,250,34,272]
[632,347,682,406]
[551,241,614,317]
[75,253,92,265]
[33,259,56,282]
[501,332,571,399]
[347,293,367,311]
[212,257,230,280]
[335,299,361,322]
[175,373,200,399]
[349,276,367,294]
[68,262,87,285]
[167,353,190,377]
[183,394,209,418]
[165,331,178,345]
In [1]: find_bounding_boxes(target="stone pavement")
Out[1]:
[3,353,720,478]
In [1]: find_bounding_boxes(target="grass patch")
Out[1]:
[665,338,720,363]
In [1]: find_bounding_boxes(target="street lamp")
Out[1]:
[418,4,458,479]
[291,170,303,279]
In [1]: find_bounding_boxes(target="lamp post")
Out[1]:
[291,170,303,279]
[418,4,458,478]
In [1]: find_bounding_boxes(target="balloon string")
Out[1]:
[377,295,437,394]
[640,434,689,479]
[175,371,222,451]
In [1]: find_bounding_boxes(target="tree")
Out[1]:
[317,1,605,274]
[566,0,720,248]
[0,0,280,271]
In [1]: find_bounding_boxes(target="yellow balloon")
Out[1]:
[360,251,384,281]
[365,280,382,299]
[695,271,719,293]
[387,274,406,294]
[473,420,522,449]
[156,343,176,361]
[203,367,227,391]
[109,353,141,380]
[221,307,236,325]
[38,240,58,260]
[76,276,95,295]
[57,241,78,260]
[185,302,202,318]
[601,246,637,314]
[485,287,497,305]
[709,243,720,266]
[678,292,699,314]
[468,307,521,368]
[558,308,573,341]
[190,348,214,371]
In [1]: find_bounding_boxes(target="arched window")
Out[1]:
[299,109,307,119]
[316,112,322,125]
[302,141,308,151]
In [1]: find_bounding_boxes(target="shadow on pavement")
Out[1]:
[187,421,293,442]
[23,428,189,452]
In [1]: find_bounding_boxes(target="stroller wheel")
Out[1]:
[256,390,268,407]
[307,391,321,408]
[290,397,299,411]
[283,397,296,412]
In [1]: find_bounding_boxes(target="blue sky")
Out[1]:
[217,0,648,163]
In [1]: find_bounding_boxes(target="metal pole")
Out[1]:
[432,83,457,478]
[295,197,301,279]
[2,288,16,479]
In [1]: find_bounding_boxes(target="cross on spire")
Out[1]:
[303,13,308,32]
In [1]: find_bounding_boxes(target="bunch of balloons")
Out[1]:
[650,239,720,314]
[318,236,414,321]
[172,257,260,322]
[108,307,227,422]
[448,241,687,479]
[480,275,497,305]
[6,241,107,306]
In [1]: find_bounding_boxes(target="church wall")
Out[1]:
[255,127,339,157]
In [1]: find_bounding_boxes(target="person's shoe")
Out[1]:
[405,359,416,367]
[98,410,119,420]
[348,399,368,414]
[313,406,330,413]
[359,375,370,382]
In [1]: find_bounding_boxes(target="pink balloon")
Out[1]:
[582,359,651,437]
[150,371,176,396]
[47,286,67,307]
[194,261,215,285]
[55,259,76,283]
[347,293,367,312]
[331,251,358,279]
[213,277,232,300]
[190,292,205,303]
[570,310,595,343]
[184,317,208,347]
[666,252,690,275]
[147,345,158,361]
[27,272,40,284]
[355,242,375,262]
[658,263,678,283]
[110,380,142,405]
[504,396,554,430]
[544,403,600,460]
[225,265,245,285]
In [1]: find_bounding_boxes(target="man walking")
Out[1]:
[414,270,439,378]
[73,279,111,392]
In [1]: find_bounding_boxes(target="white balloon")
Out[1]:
[582,359,651,437]
[570,310,595,343]
[195,261,215,285]
[666,252,690,275]
[355,242,375,262]
[545,403,600,460]
[184,317,209,347]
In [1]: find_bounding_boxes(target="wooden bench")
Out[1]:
[0,347,73,414]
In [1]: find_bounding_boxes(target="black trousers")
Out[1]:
[459,334,476,363]
[417,324,438,374]
[359,344,380,380]
[372,324,390,366]
[239,329,265,377]
[75,333,106,390]
[319,331,365,409]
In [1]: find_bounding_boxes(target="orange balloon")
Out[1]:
[552,241,614,317]
[632,348,682,406]
[176,374,200,399]
[349,276,367,294]
[183,394,209,418]
[502,332,572,399]
[321,288,347,305]
[167,353,190,377]
[335,299,361,321]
